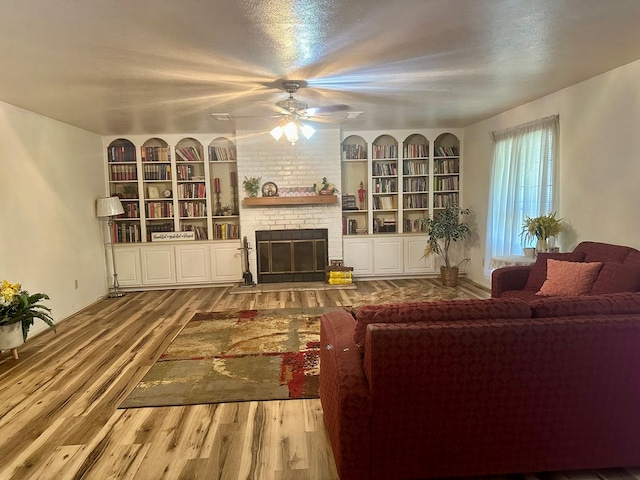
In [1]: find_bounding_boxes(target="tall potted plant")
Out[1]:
[0,280,56,359]
[422,205,472,287]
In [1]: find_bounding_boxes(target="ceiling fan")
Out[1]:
[269,80,349,145]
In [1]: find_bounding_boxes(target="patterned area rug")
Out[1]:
[119,307,343,408]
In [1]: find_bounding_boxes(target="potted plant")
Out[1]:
[422,205,472,287]
[242,176,262,197]
[313,177,338,195]
[0,280,56,359]
[520,212,564,253]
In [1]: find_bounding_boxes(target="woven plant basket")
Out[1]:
[440,266,459,287]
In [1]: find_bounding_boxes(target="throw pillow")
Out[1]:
[589,262,640,294]
[536,259,603,297]
[524,252,585,291]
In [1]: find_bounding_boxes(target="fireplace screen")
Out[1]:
[256,229,328,283]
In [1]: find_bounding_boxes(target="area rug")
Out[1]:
[119,307,343,408]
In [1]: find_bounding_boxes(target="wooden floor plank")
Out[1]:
[0,278,488,480]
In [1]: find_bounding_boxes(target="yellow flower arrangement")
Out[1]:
[0,280,56,341]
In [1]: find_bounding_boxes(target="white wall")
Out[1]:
[463,58,640,287]
[236,129,343,276]
[0,101,106,337]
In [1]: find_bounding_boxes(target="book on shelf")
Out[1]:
[209,145,237,161]
[175,146,202,162]
[141,146,171,162]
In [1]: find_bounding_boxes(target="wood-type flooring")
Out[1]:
[0,278,490,479]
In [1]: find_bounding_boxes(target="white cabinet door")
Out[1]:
[343,237,374,276]
[210,242,242,282]
[175,244,211,284]
[403,235,434,274]
[141,246,176,285]
[373,237,404,275]
[111,246,142,286]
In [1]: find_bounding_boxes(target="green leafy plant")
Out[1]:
[520,212,564,246]
[242,176,262,197]
[313,177,338,194]
[0,280,56,341]
[422,205,472,269]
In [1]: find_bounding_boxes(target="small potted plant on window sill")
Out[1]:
[422,205,472,287]
[0,280,56,359]
[520,212,564,253]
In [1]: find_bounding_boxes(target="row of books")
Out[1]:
[175,146,202,162]
[373,178,397,193]
[118,203,139,219]
[403,178,428,192]
[372,144,398,159]
[176,165,204,181]
[434,146,459,157]
[434,158,460,174]
[146,202,174,219]
[179,202,207,217]
[177,183,207,199]
[209,146,237,161]
[146,223,173,242]
[403,144,428,158]
[373,195,398,210]
[403,194,429,209]
[342,217,359,235]
[402,160,428,175]
[434,192,460,208]
[434,176,459,191]
[108,144,136,163]
[113,222,141,243]
[143,164,171,180]
[141,146,171,162]
[181,224,208,240]
[372,162,397,176]
[342,143,367,160]
[213,223,239,240]
[110,164,137,181]
[373,217,397,233]
[404,218,428,233]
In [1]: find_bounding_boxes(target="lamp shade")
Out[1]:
[96,196,124,217]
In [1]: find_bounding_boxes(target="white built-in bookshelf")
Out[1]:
[106,136,238,243]
[340,131,461,236]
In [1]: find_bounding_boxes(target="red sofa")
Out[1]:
[320,293,640,480]
[492,241,640,300]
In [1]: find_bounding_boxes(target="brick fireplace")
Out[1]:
[236,129,343,282]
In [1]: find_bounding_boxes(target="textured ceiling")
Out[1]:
[1,0,640,135]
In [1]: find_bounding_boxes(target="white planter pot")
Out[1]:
[0,322,24,350]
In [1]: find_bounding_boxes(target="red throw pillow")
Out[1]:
[524,252,585,291]
[536,259,603,297]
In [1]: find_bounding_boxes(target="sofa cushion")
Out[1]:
[353,298,531,349]
[590,262,640,294]
[530,291,640,317]
[574,241,635,263]
[524,251,585,291]
[536,259,602,297]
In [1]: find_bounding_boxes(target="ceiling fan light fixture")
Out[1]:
[300,123,315,139]
[283,121,299,145]
[270,125,284,140]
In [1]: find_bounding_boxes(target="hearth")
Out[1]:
[256,229,328,283]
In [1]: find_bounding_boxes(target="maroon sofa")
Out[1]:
[492,241,640,300]
[320,293,640,480]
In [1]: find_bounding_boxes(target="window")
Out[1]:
[484,115,559,277]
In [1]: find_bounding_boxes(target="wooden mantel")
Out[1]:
[243,195,338,207]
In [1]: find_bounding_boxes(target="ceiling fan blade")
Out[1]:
[305,104,350,116]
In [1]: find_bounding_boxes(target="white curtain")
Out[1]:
[484,115,559,277]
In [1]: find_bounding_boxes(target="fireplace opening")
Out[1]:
[256,229,328,283]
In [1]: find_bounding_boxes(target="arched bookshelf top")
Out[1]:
[372,134,398,160]
[175,137,204,162]
[107,138,136,162]
[434,133,460,157]
[141,137,170,162]
[403,134,429,159]
[342,135,368,160]
[208,137,237,162]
